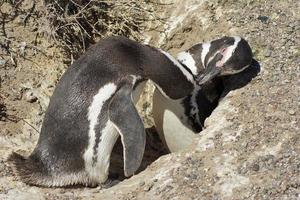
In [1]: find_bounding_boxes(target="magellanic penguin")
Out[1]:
[7,36,196,187]
[153,36,253,152]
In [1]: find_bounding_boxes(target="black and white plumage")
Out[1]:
[153,36,253,152]
[7,36,196,187]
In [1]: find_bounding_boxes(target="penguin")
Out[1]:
[7,36,196,187]
[153,36,253,152]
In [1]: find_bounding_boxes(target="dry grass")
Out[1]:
[0,0,163,62]
[42,0,161,59]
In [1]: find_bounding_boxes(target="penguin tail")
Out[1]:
[7,152,50,186]
[7,152,93,187]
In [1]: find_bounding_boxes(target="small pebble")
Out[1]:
[257,15,269,23]
[143,182,154,191]
[139,181,145,187]
[288,110,296,115]
[0,59,6,66]
[264,50,272,57]
[251,164,260,171]
[24,91,38,103]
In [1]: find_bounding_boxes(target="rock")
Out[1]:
[264,49,272,57]
[257,15,269,23]
[143,182,154,191]
[288,109,296,115]
[139,181,145,187]
[10,89,23,101]
[0,59,6,66]
[251,164,260,172]
[19,42,27,56]
[24,91,38,103]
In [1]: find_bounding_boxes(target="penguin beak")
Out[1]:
[196,63,221,85]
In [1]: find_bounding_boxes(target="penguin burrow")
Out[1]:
[153,36,254,152]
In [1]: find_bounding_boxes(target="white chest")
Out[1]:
[152,89,197,152]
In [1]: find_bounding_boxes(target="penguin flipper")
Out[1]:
[109,83,146,177]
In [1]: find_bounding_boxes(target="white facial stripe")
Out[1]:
[84,83,117,183]
[201,42,211,68]
[159,49,194,83]
[221,36,241,64]
[177,51,198,75]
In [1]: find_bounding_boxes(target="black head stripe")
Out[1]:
[189,44,205,71]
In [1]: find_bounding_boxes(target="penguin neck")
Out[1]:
[176,49,207,78]
[142,46,195,100]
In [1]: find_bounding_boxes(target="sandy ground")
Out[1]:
[0,0,299,199]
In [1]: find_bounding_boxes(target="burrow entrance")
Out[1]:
[108,60,260,183]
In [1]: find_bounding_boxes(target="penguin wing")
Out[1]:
[108,83,146,177]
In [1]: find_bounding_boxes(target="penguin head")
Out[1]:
[177,36,253,85]
[196,36,253,85]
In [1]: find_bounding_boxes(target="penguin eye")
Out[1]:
[220,48,226,53]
